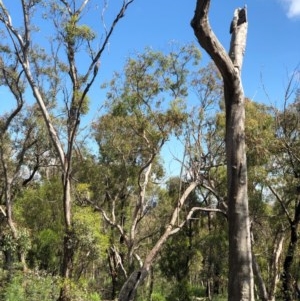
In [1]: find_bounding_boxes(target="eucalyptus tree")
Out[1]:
[89,44,208,300]
[99,49,234,301]
[0,55,52,276]
[186,59,282,300]
[267,83,300,300]
[0,58,26,275]
[192,2,254,300]
[0,1,135,300]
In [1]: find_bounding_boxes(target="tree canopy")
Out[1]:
[0,1,299,301]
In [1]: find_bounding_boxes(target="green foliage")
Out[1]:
[66,278,102,301]
[14,178,64,271]
[35,229,61,271]
[3,271,60,301]
[65,14,96,45]
[166,280,193,301]
[15,178,64,233]
[0,232,18,253]
[73,90,90,115]
[1,271,102,301]
[100,43,201,137]
[151,292,167,301]
[73,206,109,261]
[16,229,31,255]
[244,99,275,167]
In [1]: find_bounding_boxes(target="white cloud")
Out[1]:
[281,0,300,18]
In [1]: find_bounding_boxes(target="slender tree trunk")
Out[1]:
[58,173,74,301]
[268,231,284,301]
[107,247,118,300]
[191,2,254,300]
[3,181,15,279]
[3,175,27,274]
[282,223,297,301]
[146,267,154,301]
[252,253,268,301]
[282,202,300,301]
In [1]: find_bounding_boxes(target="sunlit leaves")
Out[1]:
[73,90,90,115]
[96,44,201,169]
[245,99,276,167]
[103,43,201,114]
[64,14,96,47]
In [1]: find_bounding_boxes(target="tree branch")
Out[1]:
[268,185,292,225]
[191,0,235,86]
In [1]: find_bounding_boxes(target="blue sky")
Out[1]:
[100,0,299,175]
[1,0,299,112]
[98,0,300,108]
[1,0,299,175]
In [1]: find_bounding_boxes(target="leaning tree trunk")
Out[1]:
[191,1,254,300]
[252,252,268,301]
[118,181,199,301]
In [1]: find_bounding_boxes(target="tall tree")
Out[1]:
[268,82,300,300]
[91,44,204,300]
[0,56,50,275]
[191,2,254,300]
[104,47,229,301]
[0,1,135,300]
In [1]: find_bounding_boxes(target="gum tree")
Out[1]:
[191,1,254,300]
[0,1,135,300]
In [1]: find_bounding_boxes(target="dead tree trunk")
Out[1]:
[191,1,254,300]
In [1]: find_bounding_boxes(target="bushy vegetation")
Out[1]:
[0,1,299,300]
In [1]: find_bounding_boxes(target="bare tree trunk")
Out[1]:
[1,159,27,274]
[58,175,74,301]
[268,230,284,301]
[252,253,268,301]
[191,1,254,300]
[146,267,154,301]
[3,179,17,278]
[282,201,300,301]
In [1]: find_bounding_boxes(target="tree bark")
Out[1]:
[0,1,135,300]
[268,230,284,301]
[191,2,254,300]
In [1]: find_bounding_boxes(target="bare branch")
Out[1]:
[81,0,135,96]
[172,206,227,235]
[268,185,292,224]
